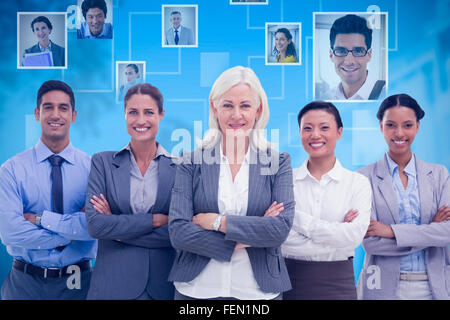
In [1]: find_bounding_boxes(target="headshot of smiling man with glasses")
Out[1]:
[322,14,386,101]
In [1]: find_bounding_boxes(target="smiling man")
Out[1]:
[164,11,194,46]
[77,0,113,39]
[0,81,96,300]
[323,14,385,101]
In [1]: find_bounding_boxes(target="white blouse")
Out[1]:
[281,159,372,261]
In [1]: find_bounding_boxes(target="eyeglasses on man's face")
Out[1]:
[332,46,369,57]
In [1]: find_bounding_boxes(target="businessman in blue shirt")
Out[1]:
[0,80,97,300]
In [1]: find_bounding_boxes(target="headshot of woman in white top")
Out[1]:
[281,100,372,300]
[168,66,295,300]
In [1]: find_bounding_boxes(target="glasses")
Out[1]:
[332,47,369,57]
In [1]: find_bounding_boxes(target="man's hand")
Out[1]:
[23,213,37,225]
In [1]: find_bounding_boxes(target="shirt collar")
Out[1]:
[35,139,75,164]
[336,70,377,100]
[385,153,417,177]
[219,141,251,165]
[295,158,343,181]
[38,40,52,52]
[115,142,171,160]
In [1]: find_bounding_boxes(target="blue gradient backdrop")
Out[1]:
[0,0,449,294]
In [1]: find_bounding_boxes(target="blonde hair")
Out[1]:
[200,66,272,151]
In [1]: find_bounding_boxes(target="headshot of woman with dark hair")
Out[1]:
[85,83,176,300]
[357,93,450,300]
[118,63,143,102]
[273,28,297,63]
[22,15,65,67]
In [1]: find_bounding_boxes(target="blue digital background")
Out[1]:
[0,0,449,296]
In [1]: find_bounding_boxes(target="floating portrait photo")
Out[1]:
[116,61,146,103]
[76,0,113,39]
[230,0,269,5]
[17,12,67,69]
[313,12,388,102]
[162,5,198,48]
[266,22,301,65]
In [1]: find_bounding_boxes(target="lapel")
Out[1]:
[201,148,220,212]
[151,156,176,213]
[415,157,434,224]
[111,151,132,215]
[375,156,400,224]
[247,149,268,217]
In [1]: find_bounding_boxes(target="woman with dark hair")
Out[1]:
[357,94,450,300]
[23,16,65,67]
[273,28,297,63]
[118,64,143,102]
[281,100,372,300]
[85,83,176,300]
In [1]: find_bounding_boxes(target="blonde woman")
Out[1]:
[168,66,295,300]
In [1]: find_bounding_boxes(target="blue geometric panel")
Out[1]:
[200,52,230,87]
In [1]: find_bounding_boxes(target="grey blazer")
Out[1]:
[165,26,194,45]
[23,40,65,67]
[168,147,295,294]
[357,155,450,300]
[85,149,176,300]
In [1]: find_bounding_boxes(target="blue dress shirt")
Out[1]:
[0,140,97,268]
[386,153,426,272]
[77,22,113,39]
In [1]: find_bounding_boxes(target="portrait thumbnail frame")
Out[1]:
[265,22,302,66]
[17,11,68,70]
[312,11,389,103]
[115,60,147,104]
[229,0,269,5]
[161,4,199,48]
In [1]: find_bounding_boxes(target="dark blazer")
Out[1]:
[23,40,65,67]
[85,149,176,300]
[357,155,450,299]
[168,146,295,294]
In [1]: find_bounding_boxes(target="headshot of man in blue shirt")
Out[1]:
[77,0,113,39]
[0,80,97,300]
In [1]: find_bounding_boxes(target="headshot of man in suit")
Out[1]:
[164,10,194,46]
[22,15,65,67]
[320,14,386,101]
[77,0,113,39]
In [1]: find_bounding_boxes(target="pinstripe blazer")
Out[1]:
[357,154,450,300]
[168,146,295,294]
[85,149,176,300]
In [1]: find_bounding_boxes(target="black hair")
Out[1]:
[31,16,53,31]
[170,11,181,16]
[377,94,425,121]
[273,28,297,58]
[81,0,107,19]
[124,83,164,114]
[329,14,372,49]
[297,100,343,129]
[126,64,139,74]
[37,80,75,111]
